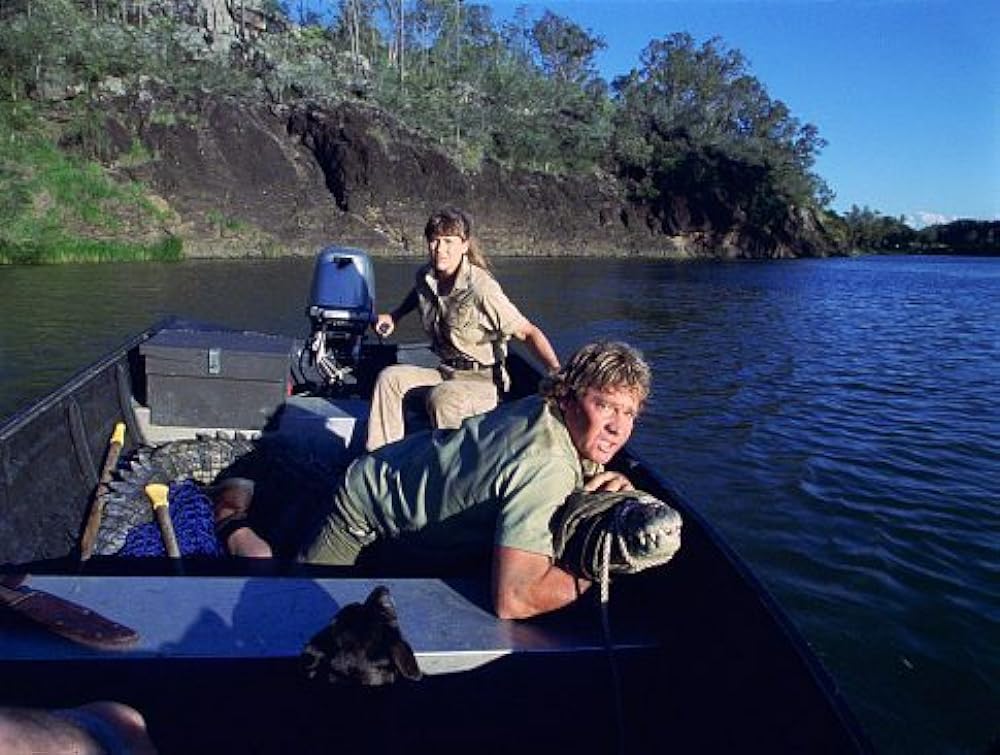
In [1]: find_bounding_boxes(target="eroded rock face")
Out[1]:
[283,103,643,256]
[115,94,838,258]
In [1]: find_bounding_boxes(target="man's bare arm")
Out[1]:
[491,545,590,619]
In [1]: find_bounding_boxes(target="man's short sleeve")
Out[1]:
[494,457,580,557]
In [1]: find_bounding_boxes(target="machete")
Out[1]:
[0,574,139,650]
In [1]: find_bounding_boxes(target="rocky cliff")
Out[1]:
[112,94,840,259]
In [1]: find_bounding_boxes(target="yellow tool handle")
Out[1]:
[145,483,169,509]
[145,483,181,558]
[79,422,128,562]
[110,422,126,447]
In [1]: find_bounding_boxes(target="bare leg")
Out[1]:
[225,526,272,558]
[0,700,158,755]
[209,478,273,558]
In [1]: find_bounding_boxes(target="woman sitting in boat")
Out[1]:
[365,206,561,451]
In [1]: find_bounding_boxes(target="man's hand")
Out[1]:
[584,470,634,492]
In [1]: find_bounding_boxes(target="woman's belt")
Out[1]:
[441,355,489,371]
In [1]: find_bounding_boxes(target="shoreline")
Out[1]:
[4,228,995,265]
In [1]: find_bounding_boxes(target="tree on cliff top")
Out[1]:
[611,33,831,211]
[531,9,605,84]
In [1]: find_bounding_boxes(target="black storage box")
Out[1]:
[140,329,294,429]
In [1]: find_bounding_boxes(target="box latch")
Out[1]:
[208,347,221,375]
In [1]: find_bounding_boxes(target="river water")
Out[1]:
[0,254,997,754]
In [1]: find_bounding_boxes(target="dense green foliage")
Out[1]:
[0,0,210,263]
[833,205,915,251]
[917,219,999,253]
[0,101,180,264]
[610,33,831,211]
[0,3,829,167]
[270,2,831,193]
[330,0,618,172]
[11,0,984,262]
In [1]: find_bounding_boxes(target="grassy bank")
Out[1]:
[0,103,182,265]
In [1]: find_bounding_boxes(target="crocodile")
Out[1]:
[551,489,683,583]
[93,433,350,559]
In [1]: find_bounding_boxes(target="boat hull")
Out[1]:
[0,319,872,753]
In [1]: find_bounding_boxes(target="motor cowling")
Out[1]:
[304,246,376,388]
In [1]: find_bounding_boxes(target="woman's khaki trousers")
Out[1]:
[365,363,499,451]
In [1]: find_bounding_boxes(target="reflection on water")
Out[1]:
[1,254,998,754]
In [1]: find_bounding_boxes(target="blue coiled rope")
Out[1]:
[119,480,224,557]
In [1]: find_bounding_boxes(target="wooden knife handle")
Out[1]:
[0,582,138,650]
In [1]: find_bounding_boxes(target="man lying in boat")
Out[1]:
[219,340,660,619]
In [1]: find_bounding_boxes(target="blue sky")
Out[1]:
[485,0,1000,225]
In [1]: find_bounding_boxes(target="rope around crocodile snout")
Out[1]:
[550,489,683,755]
[551,489,682,592]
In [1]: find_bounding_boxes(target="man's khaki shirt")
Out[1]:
[334,396,601,561]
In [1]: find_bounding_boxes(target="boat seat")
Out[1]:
[0,576,657,675]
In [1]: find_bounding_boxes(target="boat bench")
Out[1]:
[0,576,657,674]
[132,343,438,447]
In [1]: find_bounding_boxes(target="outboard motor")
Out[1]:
[303,246,376,390]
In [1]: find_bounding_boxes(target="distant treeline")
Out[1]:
[836,206,999,255]
[919,219,1000,254]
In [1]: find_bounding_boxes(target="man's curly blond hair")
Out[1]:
[540,341,651,410]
